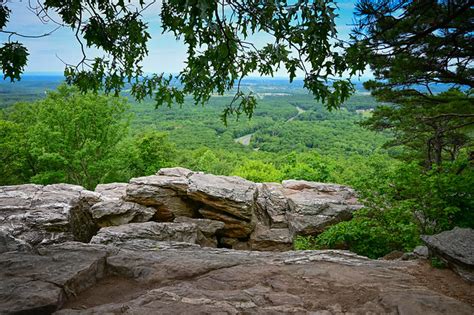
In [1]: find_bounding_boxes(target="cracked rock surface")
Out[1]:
[0,184,99,253]
[0,242,472,314]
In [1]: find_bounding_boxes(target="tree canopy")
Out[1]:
[0,0,358,121]
[349,0,473,88]
[349,0,473,167]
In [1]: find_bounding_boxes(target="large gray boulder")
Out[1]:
[0,184,99,253]
[129,174,190,195]
[1,242,472,314]
[0,242,111,314]
[187,173,258,222]
[422,227,474,283]
[89,200,155,227]
[91,183,156,227]
[281,180,362,236]
[125,175,197,220]
[90,222,199,247]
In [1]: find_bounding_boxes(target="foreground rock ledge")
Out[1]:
[422,227,474,283]
[0,242,472,315]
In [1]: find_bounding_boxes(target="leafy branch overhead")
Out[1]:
[349,0,474,92]
[0,0,356,122]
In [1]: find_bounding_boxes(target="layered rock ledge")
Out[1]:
[0,168,363,252]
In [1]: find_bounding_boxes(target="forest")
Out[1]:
[0,0,473,259]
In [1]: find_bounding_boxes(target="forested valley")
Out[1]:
[1,75,472,259]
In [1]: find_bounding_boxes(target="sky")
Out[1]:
[1,1,362,78]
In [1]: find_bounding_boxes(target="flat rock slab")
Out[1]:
[0,242,112,314]
[90,222,198,246]
[1,242,471,314]
[422,227,474,283]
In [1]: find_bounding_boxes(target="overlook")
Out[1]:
[1,0,473,313]
[1,168,473,313]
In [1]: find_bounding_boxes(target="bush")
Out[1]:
[314,208,420,259]
[232,159,284,182]
[308,156,472,259]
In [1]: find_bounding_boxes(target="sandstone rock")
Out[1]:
[187,173,257,221]
[0,184,99,252]
[89,200,155,227]
[92,183,156,227]
[249,224,293,251]
[286,209,353,236]
[422,227,474,283]
[119,172,360,243]
[1,242,472,314]
[44,246,474,314]
[255,183,289,228]
[174,216,225,237]
[157,167,194,178]
[125,183,175,207]
[281,180,362,236]
[174,216,225,247]
[282,179,357,198]
[129,174,190,194]
[90,222,198,246]
[199,208,255,238]
[94,183,127,200]
[125,176,197,220]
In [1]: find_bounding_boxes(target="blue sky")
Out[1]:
[1,1,359,77]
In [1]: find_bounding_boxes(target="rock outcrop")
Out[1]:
[422,227,474,283]
[1,242,472,314]
[120,169,362,249]
[0,168,368,253]
[0,184,99,253]
[281,180,362,236]
[90,222,199,248]
[0,168,364,253]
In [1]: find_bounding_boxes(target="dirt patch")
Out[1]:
[407,260,474,306]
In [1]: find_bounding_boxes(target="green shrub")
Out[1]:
[430,257,447,269]
[293,235,318,250]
